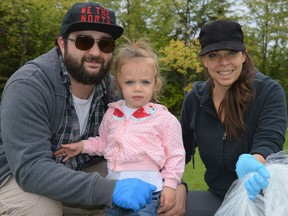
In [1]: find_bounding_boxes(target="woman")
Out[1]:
[181,20,287,216]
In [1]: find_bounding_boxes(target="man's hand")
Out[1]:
[112,178,156,212]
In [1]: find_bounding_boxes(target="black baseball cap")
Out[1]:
[60,2,124,40]
[199,20,246,56]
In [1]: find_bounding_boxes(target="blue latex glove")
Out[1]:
[244,172,269,200]
[112,178,157,212]
[236,154,270,200]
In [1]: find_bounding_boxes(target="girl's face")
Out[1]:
[117,58,156,109]
[201,50,246,90]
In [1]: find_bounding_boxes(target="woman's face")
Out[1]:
[201,50,246,90]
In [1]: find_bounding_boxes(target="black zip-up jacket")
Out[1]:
[180,70,287,200]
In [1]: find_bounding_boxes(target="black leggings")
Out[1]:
[185,191,222,216]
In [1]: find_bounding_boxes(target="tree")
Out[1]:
[242,0,288,74]
[0,0,287,113]
[0,0,79,92]
[242,0,288,102]
[159,39,202,114]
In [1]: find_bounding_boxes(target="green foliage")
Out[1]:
[159,39,203,114]
[0,0,287,114]
[182,150,208,190]
[242,0,287,73]
[0,0,78,92]
[160,39,202,76]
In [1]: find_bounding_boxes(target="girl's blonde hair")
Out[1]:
[112,37,163,101]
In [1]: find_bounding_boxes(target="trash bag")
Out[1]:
[215,150,288,216]
[264,151,288,216]
[214,173,265,216]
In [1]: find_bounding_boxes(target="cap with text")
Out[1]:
[60,2,124,40]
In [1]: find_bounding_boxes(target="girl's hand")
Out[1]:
[159,186,176,213]
[54,141,84,162]
[158,184,186,216]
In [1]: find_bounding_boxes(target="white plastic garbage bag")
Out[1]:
[264,151,288,216]
[215,150,288,216]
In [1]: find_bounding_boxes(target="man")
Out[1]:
[0,2,186,215]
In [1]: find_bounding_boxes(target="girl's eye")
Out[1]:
[142,80,150,85]
[125,81,134,85]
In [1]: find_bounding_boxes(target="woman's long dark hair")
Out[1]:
[217,51,256,140]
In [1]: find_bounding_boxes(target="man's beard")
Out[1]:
[63,52,111,85]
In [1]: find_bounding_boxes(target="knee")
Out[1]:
[29,196,63,215]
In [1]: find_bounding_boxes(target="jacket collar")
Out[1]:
[110,100,156,120]
[193,78,213,105]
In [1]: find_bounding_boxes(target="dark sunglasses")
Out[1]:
[67,35,115,53]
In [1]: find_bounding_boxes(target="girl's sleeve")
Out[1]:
[82,109,112,156]
[161,114,185,189]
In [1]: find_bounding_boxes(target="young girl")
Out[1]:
[55,38,185,216]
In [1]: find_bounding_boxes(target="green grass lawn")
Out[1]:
[182,129,288,190]
[182,150,207,190]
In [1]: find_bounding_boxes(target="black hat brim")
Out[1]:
[199,41,245,56]
[62,22,124,40]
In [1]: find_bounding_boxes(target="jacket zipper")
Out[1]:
[222,132,227,168]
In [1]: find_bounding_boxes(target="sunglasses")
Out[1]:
[67,35,115,53]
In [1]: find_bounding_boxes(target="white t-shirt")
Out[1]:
[72,93,93,136]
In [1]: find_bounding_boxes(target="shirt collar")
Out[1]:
[57,48,70,85]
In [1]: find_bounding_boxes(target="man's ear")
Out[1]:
[57,37,65,54]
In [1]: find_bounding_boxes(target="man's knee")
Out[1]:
[63,205,105,216]
[0,176,63,215]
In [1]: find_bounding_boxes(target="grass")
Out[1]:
[182,129,288,190]
[182,151,207,190]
